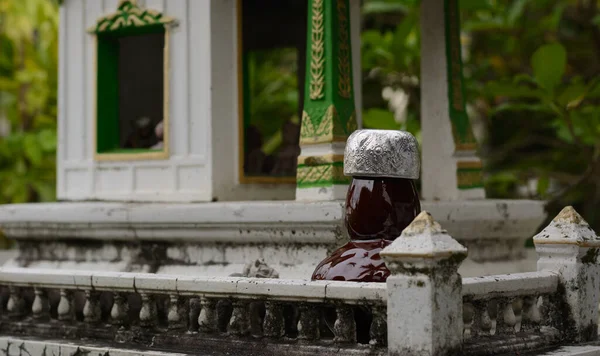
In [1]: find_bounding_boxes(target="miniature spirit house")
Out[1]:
[58,0,363,202]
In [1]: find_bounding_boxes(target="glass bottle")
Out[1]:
[312,130,421,283]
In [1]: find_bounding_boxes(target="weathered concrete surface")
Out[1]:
[381,212,467,356]
[534,207,600,343]
[0,199,545,279]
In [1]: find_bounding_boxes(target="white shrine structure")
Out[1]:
[0,1,598,355]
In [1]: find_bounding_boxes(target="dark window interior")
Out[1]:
[118,33,164,150]
[241,0,307,179]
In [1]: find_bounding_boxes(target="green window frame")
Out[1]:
[89,0,176,161]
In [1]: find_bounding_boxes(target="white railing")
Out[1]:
[0,207,598,356]
[462,271,559,336]
[0,268,388,351]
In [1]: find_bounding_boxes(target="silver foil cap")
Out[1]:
[344,129,420,179]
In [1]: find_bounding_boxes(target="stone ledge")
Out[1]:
[0,199,546,245]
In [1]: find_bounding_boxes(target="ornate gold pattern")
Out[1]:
[457,159,484,189]
[296,164,348,187]
[457,161,483,169]
[347,111,357,133]
[337,0,351,99]
[298,154,344,166]
[457,169,484,189]
[92,0,175,34]
[300,106,348,145]
[309,0,325,100]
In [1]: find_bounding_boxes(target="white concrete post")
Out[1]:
[380,211,467,356]
[420,0,485,201]
[534,206,600,343]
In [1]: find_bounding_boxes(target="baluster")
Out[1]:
[471,300,493,336]
[168,294,187,330]
[333,306,356,344]
[139,293,157,328]
[248,301,264,337]
[188,298,200,332]
[32,287,49,320]
[369,306,387,346]
[297,304,320,341]
[111,292,128,326]
[462,303,474,339]
[57,289,74,321]
[512,298,523,332]
[521,295,542,332]
[83,290,101,324]
[497,299,517,334]
[198,297,217,333]
[228,300,249,336]
[263,301,285,339]
[7,286,25,319]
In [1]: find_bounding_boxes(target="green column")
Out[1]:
[296,0,357,201]
[445,0,484,193]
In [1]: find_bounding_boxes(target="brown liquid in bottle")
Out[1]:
[311,177,420,282]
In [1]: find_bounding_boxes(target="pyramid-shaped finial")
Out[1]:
[401,211,444,236]
[534,206,600,247]
[380,211,467,261]
[552,206,585,225]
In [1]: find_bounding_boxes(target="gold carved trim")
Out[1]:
[300,106,347,145]
[241,176,296,185]
[90,0,176,33]
[309,0,325,100]
[237,0,246,184]
[296,164,346,185]
[457,170,483,189]
[235,0,295,185]
[452,123,478,152]
[337,0,351,99]
[94,28,171,162]
[448,0,463,112]
[457,161,483,170]
[298,154,344,166]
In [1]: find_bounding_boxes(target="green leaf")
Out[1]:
[30,181,55,202]
[490,102,554,115]
[362,2,409,15]
[507,0,529,26]
[557,83,587,109]
[531,43,567,92]
[37,129,57,152]
[23,134,43,165]
[537,176,550,197]
[362,108,400,130]
[485,81,545,99]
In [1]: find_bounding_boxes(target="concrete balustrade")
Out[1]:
[0,206,598,356]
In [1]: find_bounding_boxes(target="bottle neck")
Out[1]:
[344,176,421,241]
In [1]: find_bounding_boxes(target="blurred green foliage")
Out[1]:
[245,48,299,155]
[0,0,59,206]
[361,0,600,231]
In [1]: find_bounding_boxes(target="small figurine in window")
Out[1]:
[271,120,300,177]
[151,120,164,150]
[123,116,158,149]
